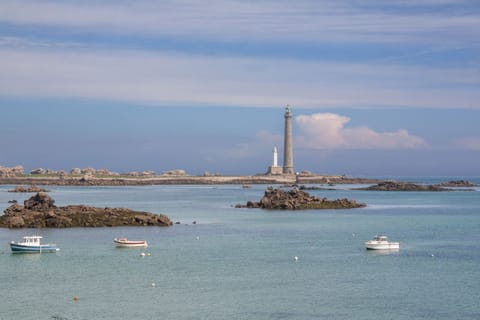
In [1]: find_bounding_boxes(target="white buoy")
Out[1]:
[140,252,146,257]
[196,236,200,240]
[151,282,156,287]
[294,256,299,261]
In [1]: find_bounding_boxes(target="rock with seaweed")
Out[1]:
[235,187,366,210]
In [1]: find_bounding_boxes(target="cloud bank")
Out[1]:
[296,113,427,149]
[0,48,478,109]
[1,0,479,45]
[0,1,479,109]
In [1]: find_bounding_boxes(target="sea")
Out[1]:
[0,177,479,320]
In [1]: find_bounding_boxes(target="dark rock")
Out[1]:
[6,216,25,228]
[8,185,49,193]
[236,187,366,210]
[299,185,336,191]
[355,181,455,191]
[24,192,56,210]
[0,193,173,229]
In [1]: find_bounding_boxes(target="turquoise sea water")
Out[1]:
[1,178,479,320]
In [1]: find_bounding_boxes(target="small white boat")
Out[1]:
[10,235,60,253]
[114,238,148,248]
[365,235,400,250]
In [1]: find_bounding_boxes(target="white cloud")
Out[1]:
[295,113,427,149]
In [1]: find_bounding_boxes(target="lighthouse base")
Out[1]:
[267,166,283,175]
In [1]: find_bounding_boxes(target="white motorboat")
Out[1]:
[365,235,400,250]
[114,238,148,248]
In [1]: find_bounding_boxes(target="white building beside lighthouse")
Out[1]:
[267,146,283,175]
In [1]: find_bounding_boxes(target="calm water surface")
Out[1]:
[0,179,479,319]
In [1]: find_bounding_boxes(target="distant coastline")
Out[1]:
[1,165,476,187]
[0,174,381,186]
[0,164,384,185]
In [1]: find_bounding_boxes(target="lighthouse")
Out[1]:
[283,105,294,174]
[272,146,278,167]
[266,106,294,175]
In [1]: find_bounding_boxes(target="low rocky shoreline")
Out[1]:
[435,180,477,187]
[0,165,382,186]
[0,192,172,228]
[0,175,382,186]
[235,187,366,210]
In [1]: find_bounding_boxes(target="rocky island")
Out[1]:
[0,192,172,228]
[235,187,366,210]
[355,180,476,191]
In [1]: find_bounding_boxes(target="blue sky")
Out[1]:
[1,0,479,176]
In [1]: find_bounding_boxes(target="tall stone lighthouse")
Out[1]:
[283,105,294,174]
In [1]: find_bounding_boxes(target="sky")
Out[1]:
[1,0,479,177]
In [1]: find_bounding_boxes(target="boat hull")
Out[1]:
[10,243,59,253]
[365,242,400,250]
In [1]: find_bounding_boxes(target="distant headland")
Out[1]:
[0,165,381,186]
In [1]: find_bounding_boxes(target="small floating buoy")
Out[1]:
[73,296,79,302]
[196,236,200,240]
[140,252,146,257]
[431,253,435,258]
[294,256,299,261]
[151,282,156,287]
[146,253,151,256]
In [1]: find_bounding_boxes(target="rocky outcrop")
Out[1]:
[127,171,155,177]
[0,192,172,228]
[356,181,449,191]
[435,180,477,187]
[0,165,24,177]
[30,168,66,175]
[8,185,49,193]
[235,187,366,210]
[161,169,186,176]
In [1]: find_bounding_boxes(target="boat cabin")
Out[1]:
[20,236,43,245]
